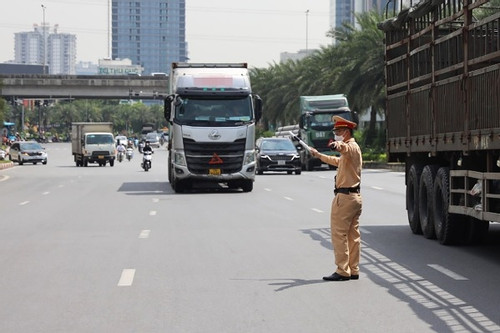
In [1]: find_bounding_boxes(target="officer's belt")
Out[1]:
[334,186,360,195]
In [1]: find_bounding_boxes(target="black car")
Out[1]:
[256,138,301,175]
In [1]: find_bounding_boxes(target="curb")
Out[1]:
[0,161,14,170]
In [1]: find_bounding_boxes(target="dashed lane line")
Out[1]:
[428,264,468,281]
[311,208,324,213]
[149,211,157,216]
[19,201,30,206]
[139,230,151,239]
[117,269,136,287]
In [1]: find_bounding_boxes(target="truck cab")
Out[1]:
[164,63,262,193]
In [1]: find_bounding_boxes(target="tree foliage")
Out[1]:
[250,10,386,148]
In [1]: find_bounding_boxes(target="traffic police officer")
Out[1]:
[310,115,362,281]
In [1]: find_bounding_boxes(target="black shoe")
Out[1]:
[350,274,359,280]
[323,273,350,281]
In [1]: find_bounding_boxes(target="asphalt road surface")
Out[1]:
[1,142,500,332]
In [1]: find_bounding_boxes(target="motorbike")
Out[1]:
[141,151,152,171]
[117,150,125,163]
[126,147,134,161]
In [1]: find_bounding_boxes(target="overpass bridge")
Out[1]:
[0,74,169,100]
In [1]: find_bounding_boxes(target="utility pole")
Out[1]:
[305,9,309,53]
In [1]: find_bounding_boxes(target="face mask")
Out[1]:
[335,134,344,142]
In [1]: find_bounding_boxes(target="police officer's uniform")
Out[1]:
[316,116,362,281]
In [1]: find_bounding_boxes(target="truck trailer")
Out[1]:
[71,122,115,167]
[380,0,500,244]
[164,63,263,193]
[276,95,357,171]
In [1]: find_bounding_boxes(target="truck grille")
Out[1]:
[91,151,111,157]
[183,138,246,174]
[311,139,330,149]
[269,155,293,161]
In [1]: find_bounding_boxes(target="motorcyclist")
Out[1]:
[117,141,127,160]
[142,141,153,153]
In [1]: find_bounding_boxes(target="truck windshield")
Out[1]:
[174,97,253,126]
[87,134,114,145]
[309,112,352,130]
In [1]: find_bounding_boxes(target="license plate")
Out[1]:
[98,155,104,159]
[278,160,285,165]
[209,168,221,175]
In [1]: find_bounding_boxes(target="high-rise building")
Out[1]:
[111,0,188,75]
[14,23,76,75]
[329,0,398,32]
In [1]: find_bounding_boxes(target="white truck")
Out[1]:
[164,63,263,193]
[71,122,116,167]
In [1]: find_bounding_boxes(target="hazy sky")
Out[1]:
[0,0,332,69]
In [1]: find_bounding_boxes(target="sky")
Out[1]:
[0,0,333,69]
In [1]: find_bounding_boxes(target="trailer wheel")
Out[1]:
[433,167,465,245]
[407,164,423,234]
[419,165,438,239]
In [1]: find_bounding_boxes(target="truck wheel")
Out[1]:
[241,180,253,192]
[419,165,438,239]
[433,167,466,245]
[407,164,423,234]
[110,160,114,167]
[306,158,314,171]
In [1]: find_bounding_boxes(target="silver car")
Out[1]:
[9,141,48,165]
[145,132,161,148]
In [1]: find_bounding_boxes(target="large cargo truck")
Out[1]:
[276,95,357,170]
[380,0,500,244]
[71,122,115,167]
[164,63,263,193]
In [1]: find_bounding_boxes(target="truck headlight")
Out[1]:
[244,151,255,164]
[174,152,186,166]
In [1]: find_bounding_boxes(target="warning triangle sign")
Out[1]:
[209,153,223,165]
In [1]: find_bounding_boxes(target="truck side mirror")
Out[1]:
[253,95,263,122]
[164,95,174,123]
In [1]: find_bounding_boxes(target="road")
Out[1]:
[1,142,500,332]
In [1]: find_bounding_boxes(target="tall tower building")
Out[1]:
[111,0,188,75]
[14,23,76,74]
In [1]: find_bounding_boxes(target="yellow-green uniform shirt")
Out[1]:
[318,138,362,189]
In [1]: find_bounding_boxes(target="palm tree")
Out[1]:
[328,11,386,146]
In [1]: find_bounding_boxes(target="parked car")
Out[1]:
[256,137,301,175]
[145,132,160,148]
[9,141,48,165]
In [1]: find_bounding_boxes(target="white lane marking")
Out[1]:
[139,230,151,239]
[0,175,10,182]
[311,208,324,213]
[58,184,64,188]
[149,211,157,216]
[284,196,294,201]
[152,198,160,203]
[42,191,50,195]
[117,269,136,286]
[428,264,468,281]
[371,186,384,190]
[19,201,30,206]
[264,188,272,192]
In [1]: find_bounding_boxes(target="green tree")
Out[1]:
[328,10,386,147]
